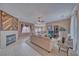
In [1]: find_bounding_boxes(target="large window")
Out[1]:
[21,24,30,33]
[34,23,46,35]
[35,27,42,35]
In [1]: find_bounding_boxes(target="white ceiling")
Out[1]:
[0,3,76,23]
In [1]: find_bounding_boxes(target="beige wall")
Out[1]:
[47,18,71,33]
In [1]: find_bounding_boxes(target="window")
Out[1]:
[22,25,30,33]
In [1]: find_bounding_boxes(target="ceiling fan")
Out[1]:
[37,16,45,23]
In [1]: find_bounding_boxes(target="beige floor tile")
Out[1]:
[0,37,41,56]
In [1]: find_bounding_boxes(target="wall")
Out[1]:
[0,10,18,31]
[47,18,71,33]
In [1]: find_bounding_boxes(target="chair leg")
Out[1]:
[59,47,60,53]
[67,48,69,56]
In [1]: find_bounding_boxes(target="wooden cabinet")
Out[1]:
[0,10,18,31]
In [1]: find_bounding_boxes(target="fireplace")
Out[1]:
[6,34,16,46]
[0,31,18,48]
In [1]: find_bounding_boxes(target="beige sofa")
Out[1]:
[31,35,53,52]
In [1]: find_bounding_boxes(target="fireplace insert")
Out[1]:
[6,34,16,46]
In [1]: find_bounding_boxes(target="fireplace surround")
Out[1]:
[0,31,18,48]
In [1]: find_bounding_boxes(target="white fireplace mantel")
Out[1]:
[0,31,18,49]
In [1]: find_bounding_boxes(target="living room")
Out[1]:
[0,3,79,56]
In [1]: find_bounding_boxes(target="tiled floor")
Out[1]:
[0,37,41,56]
[0,36,74,56]
[26,39,74,56]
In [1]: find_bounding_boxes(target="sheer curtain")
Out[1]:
[70,12,78,54]
[22,25,30,33]
[77,10,79,55]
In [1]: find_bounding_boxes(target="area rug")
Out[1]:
[25,39,68,56]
